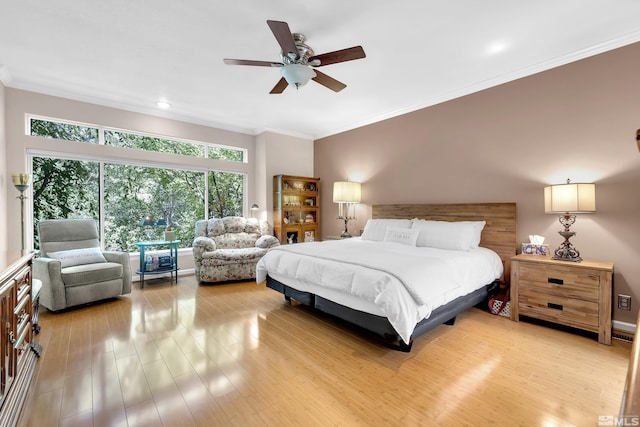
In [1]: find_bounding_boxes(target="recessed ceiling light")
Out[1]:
[486,41,509,55]
[156,100,171,109]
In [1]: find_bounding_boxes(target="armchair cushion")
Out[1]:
[48,247,107,268]
[61,262,124,287]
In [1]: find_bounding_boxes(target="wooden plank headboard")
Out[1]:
[372,203,518,283]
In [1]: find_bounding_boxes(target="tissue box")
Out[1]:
[522,243,550,256]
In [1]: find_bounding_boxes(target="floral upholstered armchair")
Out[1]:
[192,216,280,283]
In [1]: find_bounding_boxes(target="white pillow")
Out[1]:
[48,247,107,268]
[383,227,420,246]
[411,219,486,251]
[361,219,412,241]
[461,220,486,248]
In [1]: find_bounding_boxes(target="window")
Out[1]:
[104,130,205,157]
[29,118,247,251]
[30,117,246,162]
[31,118,98,143]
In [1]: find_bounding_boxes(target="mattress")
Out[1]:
[257,238,503,343]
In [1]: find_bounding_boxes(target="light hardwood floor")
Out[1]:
[20,275,630,426]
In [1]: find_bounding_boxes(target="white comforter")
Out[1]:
[256,238,503,343]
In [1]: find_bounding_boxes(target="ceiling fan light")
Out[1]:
[281,64,316,89]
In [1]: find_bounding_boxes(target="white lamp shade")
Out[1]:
[333,181,361,203]
[544,182,596,213]
[281,64,316,88]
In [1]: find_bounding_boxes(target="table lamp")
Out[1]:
[333,181,361,238]
[544,179,596,262]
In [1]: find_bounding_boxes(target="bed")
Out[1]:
[257,203,517,351]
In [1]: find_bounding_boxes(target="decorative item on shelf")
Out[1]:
[333,181,361,238]
[304,230,315,242]
[12,173,31,251]
[544,178,596,262]
[305,213,314,223]
[155,219,176,241]
[287,232,297,244]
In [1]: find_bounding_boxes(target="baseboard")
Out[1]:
[613,320,636,343]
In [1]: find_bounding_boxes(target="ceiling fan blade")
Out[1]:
[223,59,283,67]
[310,46,366,66]
[267,20,299,61]
[270,77,288,94]
[312,70,347,92]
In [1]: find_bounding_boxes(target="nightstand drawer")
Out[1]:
[518,287,599,330]
[519,264,600,300]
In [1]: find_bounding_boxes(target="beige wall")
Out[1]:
[4,89,257,260]
[2,89,311,275]
[256,131,314,226]
[0,81,6,251]
[315,42,640,324]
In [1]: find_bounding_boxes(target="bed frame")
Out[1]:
[266,202,517,351]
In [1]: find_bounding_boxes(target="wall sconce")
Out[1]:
[544,179,596,262]
[333,181,361,238]
[250,203,260,218]
[12,174,31,251]
[636,129,639,151]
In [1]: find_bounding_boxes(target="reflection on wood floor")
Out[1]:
[20,275,630,426]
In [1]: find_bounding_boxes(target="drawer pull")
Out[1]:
[547,302,563,310]
[548,277,564,285]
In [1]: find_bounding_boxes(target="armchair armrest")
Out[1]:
[256,235,280,249]
[103,251,133,294]
[33,257,66,311]
[192,236,216,261]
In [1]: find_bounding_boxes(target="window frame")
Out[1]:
[25,115,251,251]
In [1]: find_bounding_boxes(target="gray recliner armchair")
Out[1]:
[33,218,132,311]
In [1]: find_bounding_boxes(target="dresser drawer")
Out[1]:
[519,286,599,330]
[518,264,600,301]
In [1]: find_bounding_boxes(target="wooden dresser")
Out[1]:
[0,252,41,427]
[510,254,613,344]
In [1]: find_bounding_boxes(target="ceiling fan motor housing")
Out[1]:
[281,33,315,65]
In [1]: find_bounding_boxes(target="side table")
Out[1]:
[510,254,613,344]
[135,240,180,288]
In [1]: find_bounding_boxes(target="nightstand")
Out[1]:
[510,254,614,344]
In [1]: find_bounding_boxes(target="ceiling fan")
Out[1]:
[223,20,366,94]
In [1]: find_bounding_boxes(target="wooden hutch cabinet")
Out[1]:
[0,252,41,426]
[273,175,320,244]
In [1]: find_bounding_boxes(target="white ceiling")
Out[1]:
[2,1,640,140]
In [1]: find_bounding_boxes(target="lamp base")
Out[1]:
[340,231,352,238]
[552,230,582,262]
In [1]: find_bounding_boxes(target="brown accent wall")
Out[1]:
[315,42,640,323]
